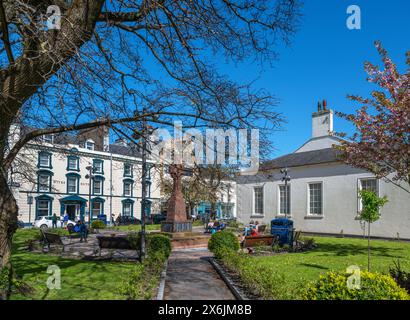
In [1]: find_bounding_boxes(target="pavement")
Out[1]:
[163,248,236,300]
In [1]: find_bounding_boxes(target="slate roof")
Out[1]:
[260,148,344,171]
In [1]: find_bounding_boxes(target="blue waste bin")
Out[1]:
[270,218,294,246]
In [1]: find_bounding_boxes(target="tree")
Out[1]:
[0,0,302,297]
[358,189,388,272]
[160,164,233,220]
[336,42,410,193]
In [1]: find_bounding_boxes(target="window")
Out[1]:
[253,186,264,215]
[124,164,132,177]
[93,179,103,195]
[86,139,95,150]
[38,174,51,192]
[37,200,50,217]
[359,178,378,194]
[67,156,79,171]
[123,181,133,197]
[43,135,54,144]
[93,160,103,174]
[308,183,323,215]
[38,152,51,168]
[92,202,102,218]
[279,185,291,215]
[358,178,378,211]
[67,177,78,194]
[123,202,132,216]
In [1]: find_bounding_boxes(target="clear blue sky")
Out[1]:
[219,0,410,158]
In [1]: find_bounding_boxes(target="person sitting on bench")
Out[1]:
[250,226,259,237]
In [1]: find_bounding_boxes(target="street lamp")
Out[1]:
[280,168,291,219]
[85,165,94,226]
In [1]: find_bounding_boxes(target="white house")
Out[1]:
[8,126,162,225]
[236,102,410,239]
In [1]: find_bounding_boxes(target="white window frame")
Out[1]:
[124,181,132,197]
[277,184,291,217]
[43,134,54,144]
[68,157,78,170]
[86,139,95,150]
[123,203,132,216]
[252,186,264,217]
[37,200,50,217]
[92,202,102,218]
[307,182,324,217]
[39,153,51,168]
[124,164,132,177]
[38,175,51,192]
[67,177,78,194]
[93,161,103,174]
[357,178,380,213]
[93,179,102,195]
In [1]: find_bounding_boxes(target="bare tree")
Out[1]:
[0,0,301,297]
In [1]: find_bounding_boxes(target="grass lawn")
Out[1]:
[246,236,410,298]
[9,229,141,300]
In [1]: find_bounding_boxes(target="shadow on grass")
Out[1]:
[314,242,405,259]
[298,263,329,270]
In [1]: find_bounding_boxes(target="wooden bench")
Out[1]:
[41,230,67,252]
[96,235,133,257]
[242,235,277,248]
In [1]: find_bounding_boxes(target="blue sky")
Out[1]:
[218,0,410,158]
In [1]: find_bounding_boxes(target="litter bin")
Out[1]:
[270,218,293,246]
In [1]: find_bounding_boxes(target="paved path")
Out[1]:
[163,248,235,300]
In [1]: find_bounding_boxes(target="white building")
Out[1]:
[8,126,161,224]
[236,103,410,239]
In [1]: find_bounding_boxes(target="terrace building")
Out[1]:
[8,126,161,224]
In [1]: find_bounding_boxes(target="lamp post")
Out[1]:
[85,165,94,226]
[280,168,291,219]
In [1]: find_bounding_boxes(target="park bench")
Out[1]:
[242,235,278,248]
[96,235,133,257]
[41,229,67,253]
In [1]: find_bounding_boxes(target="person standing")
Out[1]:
[78,220,88,243]
[51,213,58,228]
[63,212,69,227]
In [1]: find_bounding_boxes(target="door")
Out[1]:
[66,205,76,220]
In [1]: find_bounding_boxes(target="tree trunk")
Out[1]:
[0,172,18,300]
[367,220,371,272]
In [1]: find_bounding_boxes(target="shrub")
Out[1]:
[147,234,172,259]
[208,231,240,258]
[119,234,171,300]
[218,248,290,299]
[389,260,410,294]
[91,220,106,230]
[304,271,410,300]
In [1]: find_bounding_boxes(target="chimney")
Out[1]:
[312,100,333,138]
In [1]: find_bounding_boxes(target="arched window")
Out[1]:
[122,199,134,217]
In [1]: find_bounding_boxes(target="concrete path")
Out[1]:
[163,248,235,300]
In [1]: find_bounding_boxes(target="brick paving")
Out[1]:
[163,248,235,300]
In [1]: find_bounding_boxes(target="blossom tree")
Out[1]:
[336,42,410,193]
